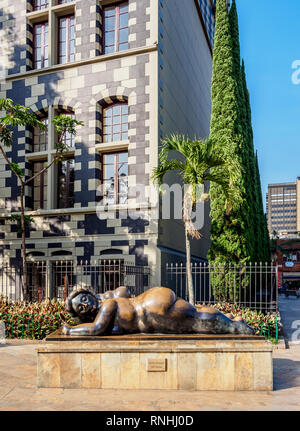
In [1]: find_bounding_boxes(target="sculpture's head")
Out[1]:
[66,289,100,322]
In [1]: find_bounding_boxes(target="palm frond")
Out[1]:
[152,159,185,185]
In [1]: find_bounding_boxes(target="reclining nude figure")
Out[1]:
[62,286,254,336]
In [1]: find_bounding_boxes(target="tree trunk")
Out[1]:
[185,222,194,305]
[20,183,28,301]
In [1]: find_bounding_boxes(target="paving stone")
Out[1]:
[0,333,300,410]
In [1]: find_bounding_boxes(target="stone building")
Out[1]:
[0,0,215,294]
[267,178,300,237]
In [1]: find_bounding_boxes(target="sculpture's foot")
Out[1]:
[231,318,255,335]
[111,325,124,335]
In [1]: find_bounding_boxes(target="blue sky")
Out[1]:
[236,0,300,208]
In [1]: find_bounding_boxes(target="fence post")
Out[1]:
[46,261,51,299]
[64,274,69,302]
[0,320,5,344]
[275,264,279,313]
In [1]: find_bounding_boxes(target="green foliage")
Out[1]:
[10,162,25,178]
[255,151,271,261]
[52,115,83,159]
[208,0,269,267]
[152,135,241,210]
[6,214,34,234]
[0,296,76,340]
[209,0,248,264]
[0,98,45,147]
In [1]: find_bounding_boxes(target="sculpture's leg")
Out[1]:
[230,317,255,335]
[191,310,255,335]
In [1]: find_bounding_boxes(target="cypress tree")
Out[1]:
[208,0,251,265]
[229,0,256,262]
[241,59,270,261]
[209,0,269,267]
[255,151,271,261]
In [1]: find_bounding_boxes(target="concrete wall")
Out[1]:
[157,0,213,261]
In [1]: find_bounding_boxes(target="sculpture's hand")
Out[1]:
[61,323,72,335]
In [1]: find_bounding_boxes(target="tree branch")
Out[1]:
[0,143,24,185]
[25,153,59,186]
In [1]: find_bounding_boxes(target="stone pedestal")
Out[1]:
[37,331,273,391]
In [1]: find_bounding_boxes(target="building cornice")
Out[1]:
[1,44,158,84]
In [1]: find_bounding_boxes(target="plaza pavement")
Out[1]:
[0,295,300,411]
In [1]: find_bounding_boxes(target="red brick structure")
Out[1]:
[273,239,300,287]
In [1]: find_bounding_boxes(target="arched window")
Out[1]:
[100,249,123,255]
[51,250,72,256]
[103,103,128,143]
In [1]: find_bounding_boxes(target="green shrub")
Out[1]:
[0,296,75,340]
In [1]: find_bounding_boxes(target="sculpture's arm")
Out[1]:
[62,299,117,336]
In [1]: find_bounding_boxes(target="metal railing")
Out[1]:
[0,260,150,302]
[166,262,278,314]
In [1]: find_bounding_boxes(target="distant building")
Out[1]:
[267,178,300,237]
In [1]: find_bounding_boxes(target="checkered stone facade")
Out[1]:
[0,0,215,287]
[197,0,215,49]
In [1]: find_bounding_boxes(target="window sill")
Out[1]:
[52,2,76,16]
[50,148,75,156]
[26,10,49,24]
[26,148,75,161]
[26,152,48,161]
[95,141,129,153]
[27,1,76,19]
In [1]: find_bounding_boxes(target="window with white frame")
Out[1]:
[104,2,129,54]
[103,103,128,143]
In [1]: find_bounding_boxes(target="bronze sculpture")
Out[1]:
[62,286,254,336]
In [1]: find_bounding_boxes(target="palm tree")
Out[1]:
[152,135,240,305]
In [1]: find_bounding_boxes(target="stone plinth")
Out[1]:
[37,331,273,391]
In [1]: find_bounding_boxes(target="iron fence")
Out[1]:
[0,260,150,302]
[166,262,278,314]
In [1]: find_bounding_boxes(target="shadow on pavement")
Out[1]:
[273,357,300,390]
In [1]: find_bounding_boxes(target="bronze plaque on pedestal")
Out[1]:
[147,358,167,372]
